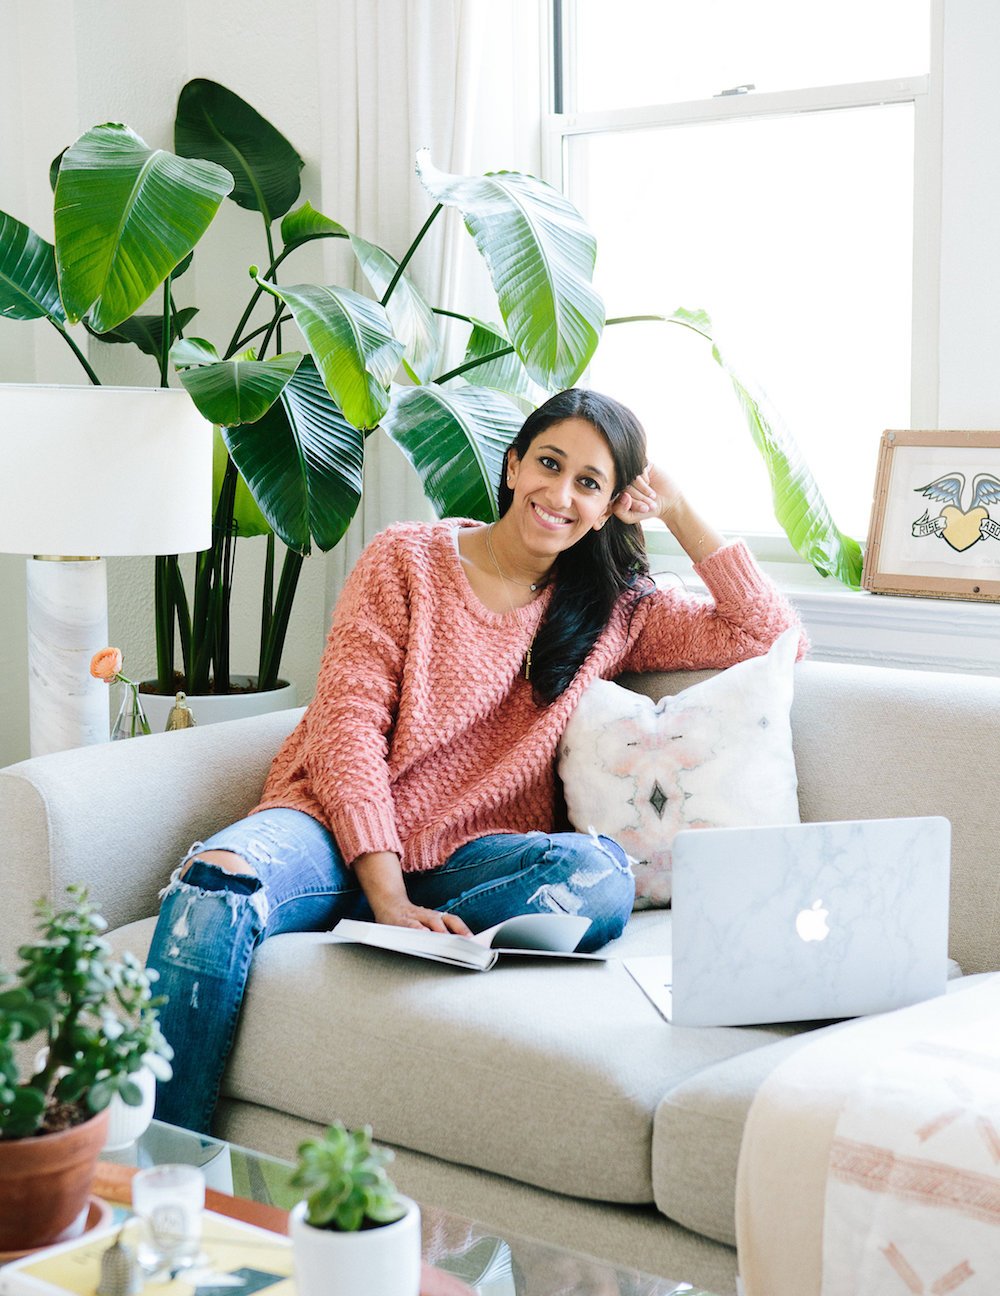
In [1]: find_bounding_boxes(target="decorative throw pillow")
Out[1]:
[557,628,801,909]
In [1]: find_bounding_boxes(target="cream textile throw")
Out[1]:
[735,974,1000,1295]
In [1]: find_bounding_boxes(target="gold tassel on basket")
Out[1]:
[165,692,196,730]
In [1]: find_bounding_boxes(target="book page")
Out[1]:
[474,913,592,952]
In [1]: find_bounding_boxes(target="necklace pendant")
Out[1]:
[524,645,532,681]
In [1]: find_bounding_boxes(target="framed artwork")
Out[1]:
[863,430,1000,601]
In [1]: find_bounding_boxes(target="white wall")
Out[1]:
[936,0,1000,427]
[2,1,1000,765]
[0,0,541,767]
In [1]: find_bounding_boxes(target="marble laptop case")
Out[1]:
[662,816,951,1027]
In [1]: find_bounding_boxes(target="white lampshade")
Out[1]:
[0,383,214,757]
[0,384,212,556]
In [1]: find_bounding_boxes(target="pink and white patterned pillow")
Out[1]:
[557,628,800,909]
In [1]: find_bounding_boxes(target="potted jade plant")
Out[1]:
[0,80,860,724]
[0,885,173,1250]
[289,1122,421,1296]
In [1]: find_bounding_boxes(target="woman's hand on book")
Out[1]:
[353,850,472,934]
[372,899,472,935]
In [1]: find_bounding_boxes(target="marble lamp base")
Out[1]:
[26,557,110,758]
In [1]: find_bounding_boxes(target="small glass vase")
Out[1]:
[111,680,152,740]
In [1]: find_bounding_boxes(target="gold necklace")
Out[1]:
[483,527,541,681]
[484,524,549,591]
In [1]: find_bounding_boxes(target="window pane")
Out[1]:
[567,0,930,111]
[571,104,914,537]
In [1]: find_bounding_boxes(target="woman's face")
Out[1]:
[505,417,618,557]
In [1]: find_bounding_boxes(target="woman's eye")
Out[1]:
[580,477,600,491]
[539,456,559,470]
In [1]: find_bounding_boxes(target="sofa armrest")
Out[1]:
[0,708,303,972]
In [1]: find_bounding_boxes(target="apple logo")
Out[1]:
[795,899,830,943]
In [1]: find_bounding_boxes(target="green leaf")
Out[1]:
[54,123,234,331]
[416,151,604,389]
[281,201,348,248]
[455,317,545,405]
[49,148,67,193]
[0,210,65,322]
[176,351,303,426]
[175,79,303,222]
[117,1078,144,1106]
[170,335,219,368]
[381,385,523,522]
[254,274,403,430]
[667,308,863,587]
[223,355,364,553]
[349,235,440,384]
[89,306,198,358]
[213,425,272,538]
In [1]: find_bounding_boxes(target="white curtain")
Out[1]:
[315,0,543,616]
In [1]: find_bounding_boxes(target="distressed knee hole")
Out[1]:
[180,848,256,879]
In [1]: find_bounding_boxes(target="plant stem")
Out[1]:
[190,550,214,693]
[382,204,442,306]
[606,314,669,326]
[48,319,101,384]
[232,314,293,355]
[171,558,193,685]
[432,308,478,324]
[154,557,175,692]
[434,345,514,385]
[258,533,275,681]
[264,219,283,354]
[223,231,347,359]
[159,281,171,387]
[259,547,304,691]
[257,301,286,361]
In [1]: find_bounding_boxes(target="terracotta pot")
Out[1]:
[0,1107,110,1250]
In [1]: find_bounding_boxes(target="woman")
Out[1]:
[147,388,804,1133]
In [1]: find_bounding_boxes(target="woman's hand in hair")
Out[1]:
[612,461,683,525]
[614,463,725,561]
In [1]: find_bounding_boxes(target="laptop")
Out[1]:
[626,817,951,1026]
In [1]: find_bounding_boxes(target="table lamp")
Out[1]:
[0,384,213,757]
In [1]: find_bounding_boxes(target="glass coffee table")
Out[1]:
[103,1120,714,1296]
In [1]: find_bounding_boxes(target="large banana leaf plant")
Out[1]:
[0,80,861,698]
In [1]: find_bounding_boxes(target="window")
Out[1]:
[548,1,933,543]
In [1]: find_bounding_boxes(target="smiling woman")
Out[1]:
[142,385,805,1136]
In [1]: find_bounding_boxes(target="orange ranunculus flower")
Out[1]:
[90,647,123,683]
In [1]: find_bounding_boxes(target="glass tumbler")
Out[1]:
[132,1163,206,1271]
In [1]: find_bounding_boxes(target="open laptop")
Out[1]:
[626,817,951,1026]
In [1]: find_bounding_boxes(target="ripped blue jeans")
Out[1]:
[146,808,634,1134]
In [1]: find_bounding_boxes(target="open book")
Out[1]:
[330,913,605,971]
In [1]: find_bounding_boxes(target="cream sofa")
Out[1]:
[2,658,999,1296]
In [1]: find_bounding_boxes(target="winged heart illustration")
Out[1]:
[914,472,1000,551]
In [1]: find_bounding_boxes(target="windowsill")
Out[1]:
[645,529,1000,676]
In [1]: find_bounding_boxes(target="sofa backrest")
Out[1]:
[619,659,1000,976]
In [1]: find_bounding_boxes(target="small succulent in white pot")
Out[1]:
[289,1122,420,1296]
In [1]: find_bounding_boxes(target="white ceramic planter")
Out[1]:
[139,677,297,732]
[102,1065,157,1151]
[289,1198,421,1296]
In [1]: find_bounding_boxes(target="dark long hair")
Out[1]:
[497,388,652,705]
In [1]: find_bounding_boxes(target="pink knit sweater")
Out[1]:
[254,521,805,871]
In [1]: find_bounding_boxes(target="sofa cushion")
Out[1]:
[558,629,800,908]
[651,971,995,1247]
[108,910,809,1206]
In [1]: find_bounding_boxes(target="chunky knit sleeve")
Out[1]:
[298,529,412,863]
[620,540,808,673]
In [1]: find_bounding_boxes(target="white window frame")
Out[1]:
[535,2,1000,676]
